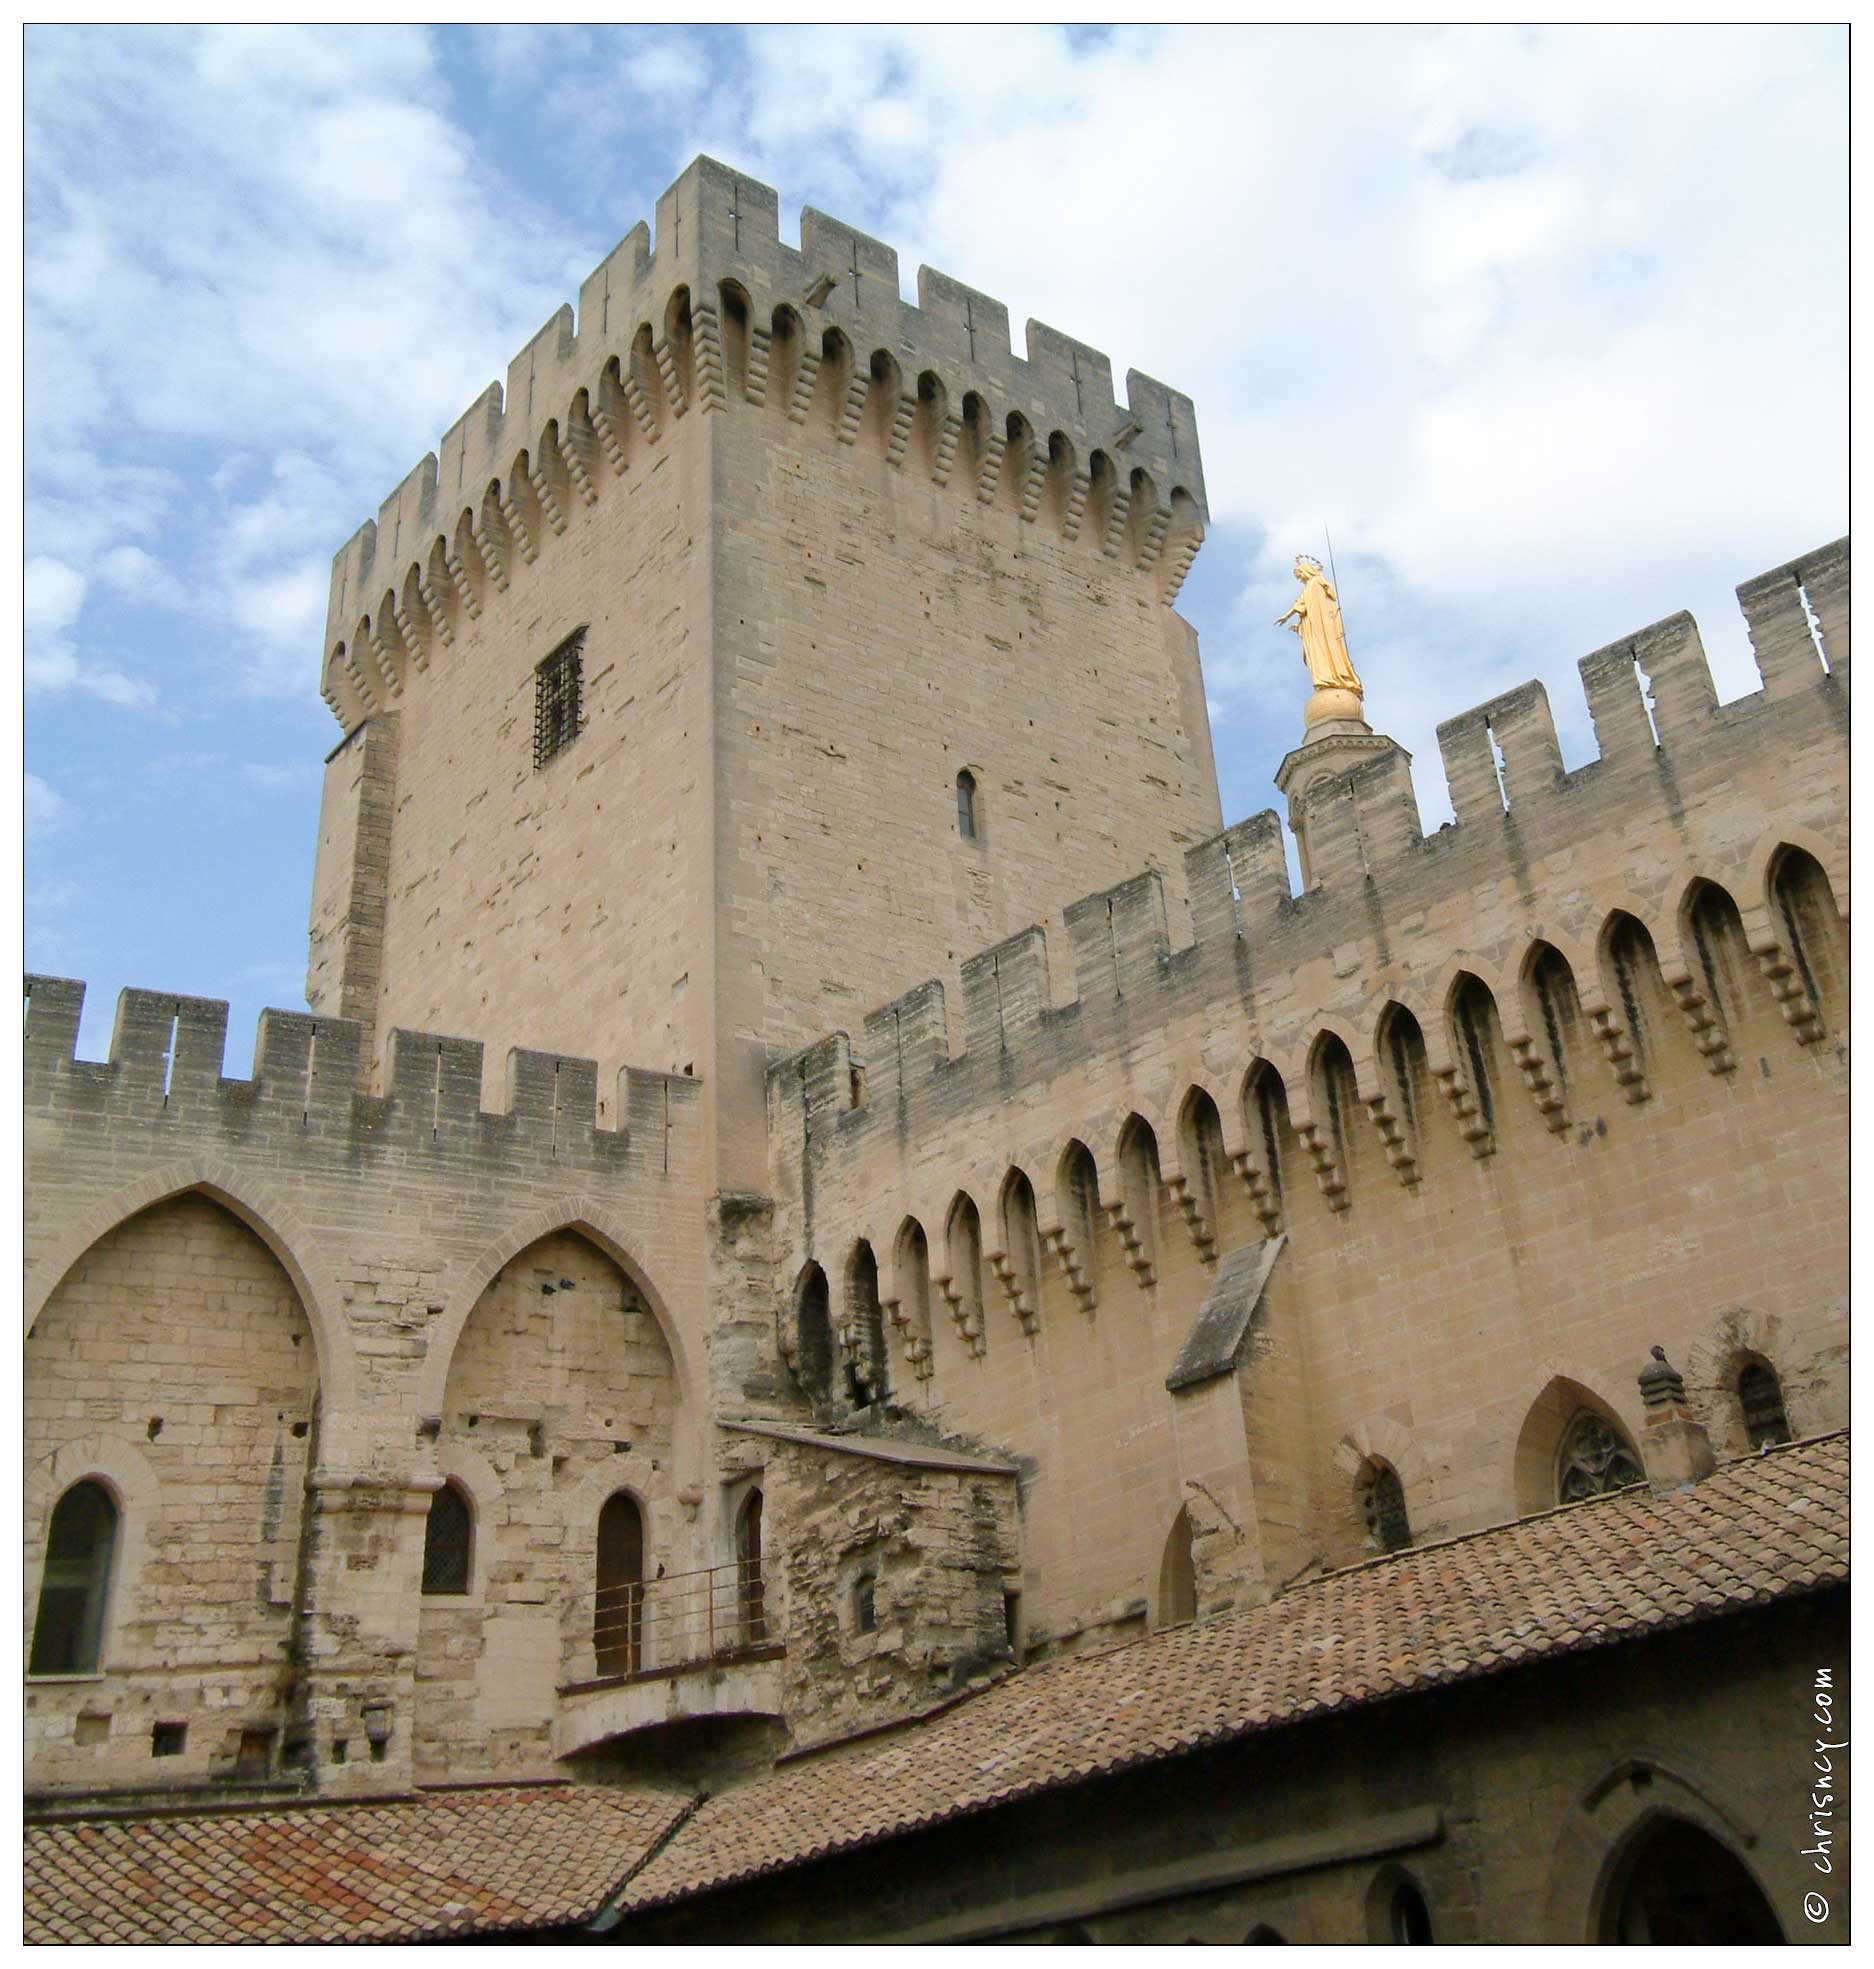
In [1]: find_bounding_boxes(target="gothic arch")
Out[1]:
[792,1260,836,1406]
[430,1437,504,1570]
[1305,1012,1379,1101]
[1591,892,1690,1003]
[422,1201,695,1428]
[1421,953,1508,1074]
[1742,823,1848,927]
[24,1162,352,1407]
[1542,1756,1775,1945]
[1509,1371,1644,1518]
[323,645,366,726]
[1681,1304,1818,1455]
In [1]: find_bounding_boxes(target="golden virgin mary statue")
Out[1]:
[1275,556,1362,696]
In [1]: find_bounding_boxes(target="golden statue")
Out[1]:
[1275,555,1361,696]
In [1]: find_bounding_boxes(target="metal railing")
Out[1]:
[579,1557,779,1686]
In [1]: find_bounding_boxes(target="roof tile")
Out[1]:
[621,1434,1848,1910]
[23,1784,690,1946]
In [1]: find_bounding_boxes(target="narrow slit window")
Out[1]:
[956,769,979,841]
[534,629,586,768]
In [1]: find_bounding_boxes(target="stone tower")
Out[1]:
[307,156,1221,1189]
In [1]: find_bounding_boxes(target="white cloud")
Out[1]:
[97,545,186,609]
[24,556,84,634]
[24,554,158,707]
[667,23,1843,770]
[26,24,584,701]
[24,774,68,840]
[626,37,710,98]
[25,640,159,709]
[22,24,1846,838]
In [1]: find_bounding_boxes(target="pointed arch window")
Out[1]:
[1158,1506,1197,1627]
[1556,1411,1644,1503]
[421,1481,473,1596]
[1390,1882,1435,1944]
[31,1481,118,1676]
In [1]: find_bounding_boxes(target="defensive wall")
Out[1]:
[320,151,1204,722]
[307,155,1221,1175]
[21,979,740,1796]
[766,537,1850,1653]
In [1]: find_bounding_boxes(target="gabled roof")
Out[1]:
[22,1783,689,1945]
[22,1435,1847,1943]
[618,1433,1848,1910]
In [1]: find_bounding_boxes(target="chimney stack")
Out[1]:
[1637,1346,1717,1494]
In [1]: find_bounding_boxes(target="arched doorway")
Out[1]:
[1601,1817,1784,1943]
[596,1493,645,1678]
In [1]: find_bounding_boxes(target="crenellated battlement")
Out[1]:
[320,155,1206,728]
[769,540,1849,1168]
[23,975,699,1178]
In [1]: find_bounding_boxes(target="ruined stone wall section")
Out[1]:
[764,1439,1021,1750]
[766,550,1848,1643]
[319,154,1206,732]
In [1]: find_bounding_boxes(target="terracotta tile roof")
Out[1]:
[22,1782,690,1945]
[621,1433,1849,1910]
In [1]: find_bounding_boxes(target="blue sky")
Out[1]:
[24,25,1847,1067]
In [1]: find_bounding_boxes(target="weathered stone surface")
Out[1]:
[1165,1236,1285,1391]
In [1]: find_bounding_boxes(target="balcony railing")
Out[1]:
[565,1557,781,1691]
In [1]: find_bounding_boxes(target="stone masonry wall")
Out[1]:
[311,155,1218,1192]
[23,978,713,1802]
[24,1193,318,1797]
[311,435,715,1112]
[414,1228,682,1783]
[764,1437,1021,1750]
[767,541,1850,1657]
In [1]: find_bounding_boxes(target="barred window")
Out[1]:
[421,1482,472,1595]
[1360,1461,1412,1553]
[1738,1361,1792,1450]
[534,629,586,768]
